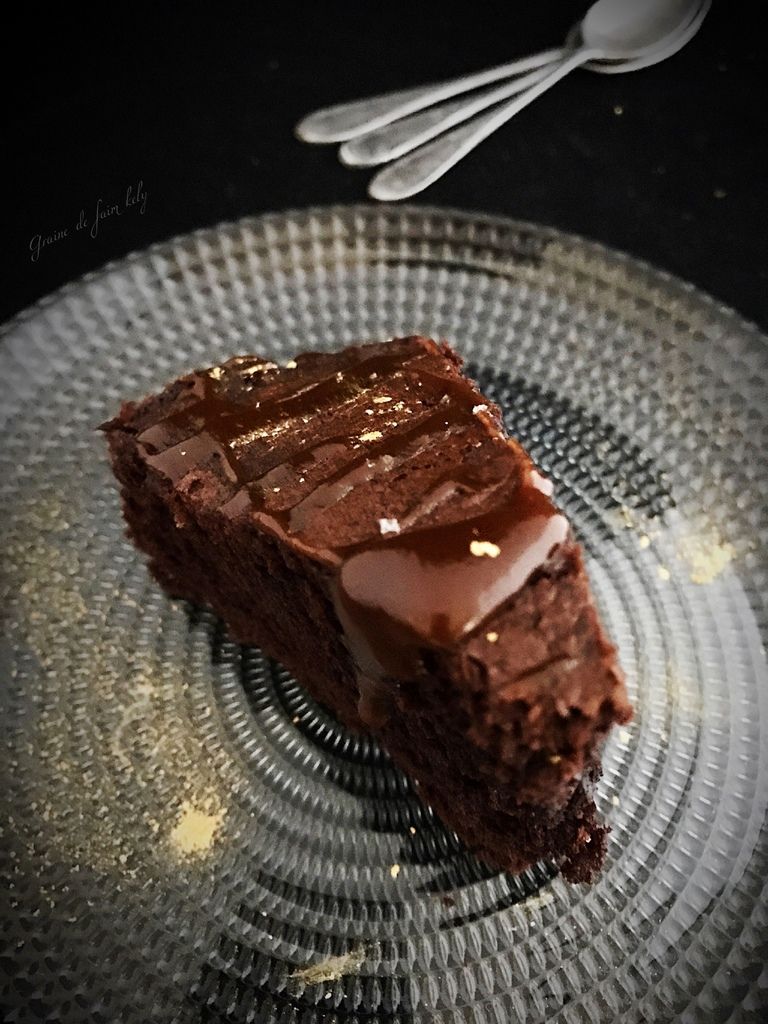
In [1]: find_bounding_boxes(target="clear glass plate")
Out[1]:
[1,205,766,1024]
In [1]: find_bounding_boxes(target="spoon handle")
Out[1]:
[369,48,593,200]
[339,61,560,167]
[295,48,565,144]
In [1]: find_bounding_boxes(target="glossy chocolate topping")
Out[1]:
[336,482,568,680]
[136,339,569,690]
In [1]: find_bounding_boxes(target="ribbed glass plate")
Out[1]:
[1,206,766,1024]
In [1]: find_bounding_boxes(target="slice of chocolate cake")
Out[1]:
[102,337,631,881]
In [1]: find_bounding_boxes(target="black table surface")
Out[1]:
[5,2,767,332]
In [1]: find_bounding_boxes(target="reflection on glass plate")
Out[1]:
[1,206,766,1023]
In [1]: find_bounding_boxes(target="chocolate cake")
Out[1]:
[102,336,631,881]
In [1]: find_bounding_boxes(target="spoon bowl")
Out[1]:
[581,0,709,73]
[581,0,699,55]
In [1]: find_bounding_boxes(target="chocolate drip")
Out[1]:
[335,476,568,680]
[262,392,489,535]
[138,346,424,481]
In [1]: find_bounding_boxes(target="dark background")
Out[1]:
[5,2,766,329]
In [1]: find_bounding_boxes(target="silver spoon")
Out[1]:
[340,0,707,169]
[295,48,565,144]
[369,0,706,201]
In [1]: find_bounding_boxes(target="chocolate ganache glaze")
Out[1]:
[133,339,568,716]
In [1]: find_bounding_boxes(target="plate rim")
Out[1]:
[2,202,766,350]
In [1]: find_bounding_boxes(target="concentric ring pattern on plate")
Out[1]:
[1,206,766,1024]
